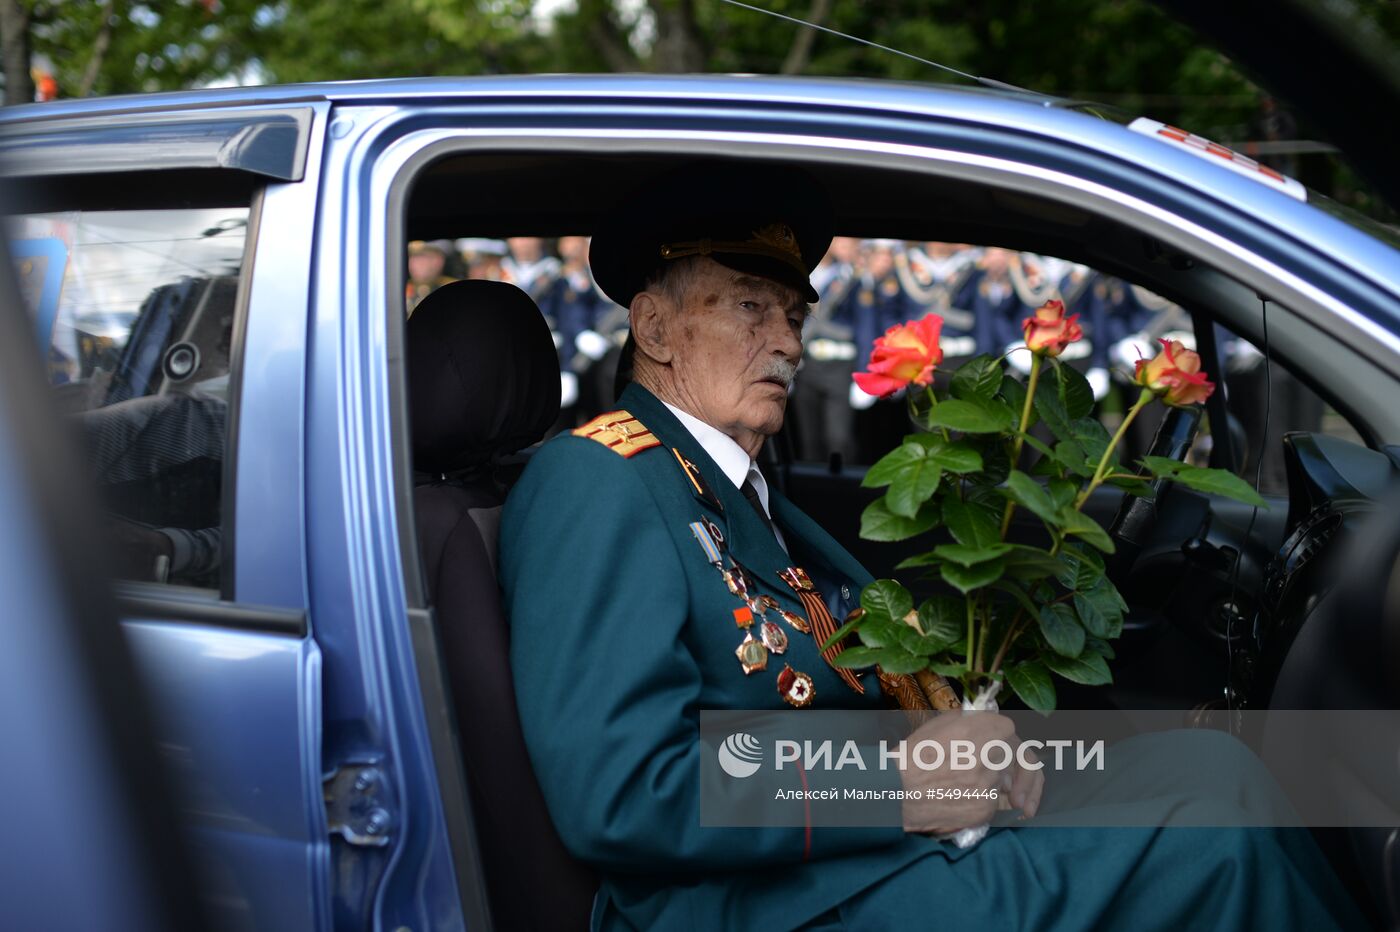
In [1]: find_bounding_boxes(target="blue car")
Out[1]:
[2,75,1398,930]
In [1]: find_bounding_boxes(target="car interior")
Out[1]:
[398,151,1400,927]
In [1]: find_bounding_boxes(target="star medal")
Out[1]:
[777,664,814,708]
[735,632,768,674]
[777,608,810,634]
[759,620,788,654]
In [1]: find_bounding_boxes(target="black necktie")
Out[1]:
[741,476,776,536]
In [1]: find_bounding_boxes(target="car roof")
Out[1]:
[0,72,1070,123]
[3,73,1395,301]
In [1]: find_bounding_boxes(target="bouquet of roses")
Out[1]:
[826,300,1265,719]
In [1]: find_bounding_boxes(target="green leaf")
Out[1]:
[1000,374,1034,430]
[830,645,884,669]
[831,644,929,675]
[1081,577,1128,625]
[861,579,913,624]
[928,659,970,678]
[861,442,923,489]
[860,498,940,542]
[949,354,1003,403]
[1033,379,1076,443]
[977,441,1011,485]
[1106,474,1156,499]
[1000,546,1069,581]
[942,496,1002,549]
[990,579,1042,619]
[1085,635,1117,660]
[932,542,1013,567]
[820,612,867,651]
[1038,603,1085,657]
[1057,545,1105,591]
[1007,661,1057,713]
[1139,457,1268,508]
[1004,470,1062,527]
[925,397,1014,434]
[916,596,964,650]
[893,623,956,657]
[928,442,984,474]
[1047,477,1078,513]
[856,616,898,649]
[1016,431,1057,461]
[1042,650,1113,686]
[941,559,1006,594]
[1055,360,1095,420]
[871,651,932,675]
[1073,592,1118,638]
[1058,509,1116,553]
[1053,440,1093,478]
[886,462,942,518]
[1071,417,1113,466]
[894,552,943,570]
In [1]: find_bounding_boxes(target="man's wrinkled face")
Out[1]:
[664,258,807,443]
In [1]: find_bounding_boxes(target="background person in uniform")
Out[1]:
[502,235,561,301]
[791,235,860,464]
[844,239,921,464]
[496,161,1360,932]
[405,239,458,315]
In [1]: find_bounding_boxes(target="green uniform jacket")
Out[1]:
[500,383,952,931]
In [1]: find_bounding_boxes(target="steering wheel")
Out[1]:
[1105,405,1203,578]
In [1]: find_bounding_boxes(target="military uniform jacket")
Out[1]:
[499,383,944,931]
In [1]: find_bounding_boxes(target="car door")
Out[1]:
[1,103,334,932]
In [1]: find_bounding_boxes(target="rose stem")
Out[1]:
[1076,388,1155,508]
[1000,354,1042,537]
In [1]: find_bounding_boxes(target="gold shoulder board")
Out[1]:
[572,410,662,458]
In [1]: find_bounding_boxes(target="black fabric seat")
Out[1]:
[407,280,596,931]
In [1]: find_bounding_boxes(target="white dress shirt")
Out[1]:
[662,401,788,552]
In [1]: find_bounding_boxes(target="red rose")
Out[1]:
[1133,338,1215,405]
[1021,299,1083,357]
[852,313,944,397]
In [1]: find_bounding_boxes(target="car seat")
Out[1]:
[407,279,597,930]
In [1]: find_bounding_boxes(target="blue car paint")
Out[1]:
[123,622,326,932]
[5,74,1399,931]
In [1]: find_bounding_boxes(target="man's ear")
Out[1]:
[630,291,674,365]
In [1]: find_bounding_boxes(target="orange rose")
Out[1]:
[1021,299,1083,357]
[853,313,944,397]
[1133,338,1215,405]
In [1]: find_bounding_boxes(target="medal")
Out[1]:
[735,633,768,674]
[689,521,723,565]
[777,665,814,708]
[777,608,810,634]
[779,566,815,591]
[732,606,753,628]
[757,595,779,612]
[723,567,747,599]
[701,516,727,552]
[759,620,788,654]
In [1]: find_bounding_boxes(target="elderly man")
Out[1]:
[497,164,1359,931]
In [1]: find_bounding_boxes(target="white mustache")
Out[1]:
[759,358,798,389]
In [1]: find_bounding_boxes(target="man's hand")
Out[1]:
[897,711,1044,835]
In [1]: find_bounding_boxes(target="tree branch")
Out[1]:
[780,0,833,75]
[582,0,639,72]
[0,0,33,105]
[78,0,117,98]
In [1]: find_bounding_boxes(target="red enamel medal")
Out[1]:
[777,664,814,708]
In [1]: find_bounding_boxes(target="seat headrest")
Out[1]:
[408,280,560,476]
